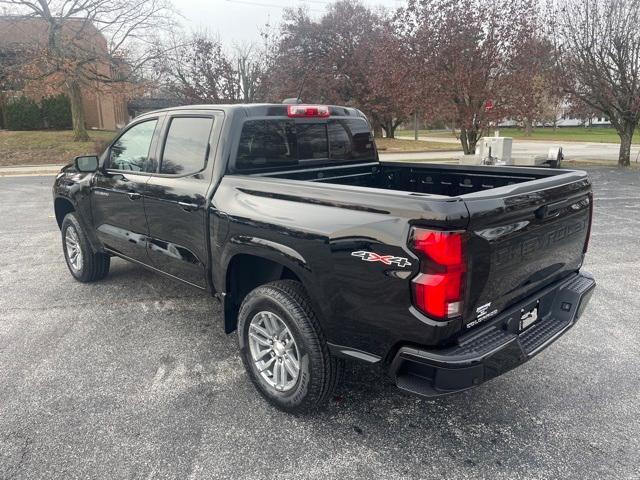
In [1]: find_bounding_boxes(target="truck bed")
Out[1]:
[247,161,592,343]
[261,162,560,197]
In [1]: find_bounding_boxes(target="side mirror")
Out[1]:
[74,155,99,173]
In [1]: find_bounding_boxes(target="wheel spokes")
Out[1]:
[249,330,271,347]
[65,227,82,270]
[248,311,300,392]
[258,356,276,373]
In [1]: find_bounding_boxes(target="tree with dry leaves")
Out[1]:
[0,0,175,140]
[550,0,640,166]
[264,3,379,107]
[398,0,537,154]
[363,22,417,138]
[504,31,565,135]
[262,2,416,137]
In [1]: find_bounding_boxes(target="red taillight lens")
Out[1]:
[410,229,466,320]
[287,104,330,118]
[412,230,463,266]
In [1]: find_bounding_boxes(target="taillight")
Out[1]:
[409,228,466,320]
[287,104,330,118]
[583,193,593,253]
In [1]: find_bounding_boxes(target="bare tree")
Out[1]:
[235,43,264,103]
[550,0,640,166]
[157,31,238,104]
[0,0,175,140]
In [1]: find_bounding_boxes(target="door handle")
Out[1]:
[128,192,142,201]
[178,201,198,212]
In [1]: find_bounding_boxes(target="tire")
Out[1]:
[61,212,110,282]
[237,280,343,413]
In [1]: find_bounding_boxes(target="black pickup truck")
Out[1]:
[53,103,596,412]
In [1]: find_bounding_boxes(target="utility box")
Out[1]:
[477,137,513,165]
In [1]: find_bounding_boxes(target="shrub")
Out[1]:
[41,94,72,129]
[5,96,42,130]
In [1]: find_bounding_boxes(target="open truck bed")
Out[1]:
[253,160,593,337]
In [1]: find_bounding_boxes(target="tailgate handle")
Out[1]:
[535,201,565,220]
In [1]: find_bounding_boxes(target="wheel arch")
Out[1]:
[222,249,318,335]
[54,195,103,253]
[54,197,76,229]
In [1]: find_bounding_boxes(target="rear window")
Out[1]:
[236,117,374,170]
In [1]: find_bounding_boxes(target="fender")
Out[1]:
[219,236,332,336]
[53,170,104,253]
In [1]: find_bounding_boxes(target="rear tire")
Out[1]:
[237,280,343,413]
[61,212,110,282]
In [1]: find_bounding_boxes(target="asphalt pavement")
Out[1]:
[1,169,639,479]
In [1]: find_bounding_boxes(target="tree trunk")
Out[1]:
[459,127,470,154]
[524,118,533,136]
[372,119,383,138]
[381,120,396,139]
[459,127,479,155]
[67,80,89,142]
[386,124,396,139]
[467,129,479,154]
[616,121,636,167]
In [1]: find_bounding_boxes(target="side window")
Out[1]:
[237,120,296,170]
[160,117,214,175]
[109,120,158,172]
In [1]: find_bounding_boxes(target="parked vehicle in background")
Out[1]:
[52,103,596,412]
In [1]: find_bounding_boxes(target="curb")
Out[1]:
[0,164,63,177]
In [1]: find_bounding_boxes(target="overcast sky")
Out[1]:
[175,0,404,46]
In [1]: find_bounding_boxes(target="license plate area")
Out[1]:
[519,300,540,332]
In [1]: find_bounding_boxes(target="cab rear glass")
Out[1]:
[235,117,375,170]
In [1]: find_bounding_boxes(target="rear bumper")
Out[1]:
[390,271,596,398]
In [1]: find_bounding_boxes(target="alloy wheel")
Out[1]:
[248,311,301,392]
[65,226,83,271]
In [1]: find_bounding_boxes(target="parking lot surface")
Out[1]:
[1,168,639,480]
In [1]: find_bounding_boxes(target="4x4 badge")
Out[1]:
[351,251,412,268]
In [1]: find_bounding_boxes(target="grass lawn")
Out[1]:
[398,127,640,144]
[375,137,459,152]
[0,130,116,166]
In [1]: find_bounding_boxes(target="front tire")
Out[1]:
[61,212,110,282]
[237,280,343,413]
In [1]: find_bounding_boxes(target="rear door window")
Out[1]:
[160,117,214,175]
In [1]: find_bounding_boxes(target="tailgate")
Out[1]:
[462,172,592,329]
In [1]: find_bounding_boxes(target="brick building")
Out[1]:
[0,16,129,131]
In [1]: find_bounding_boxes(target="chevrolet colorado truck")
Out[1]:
[53,104,596,412]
